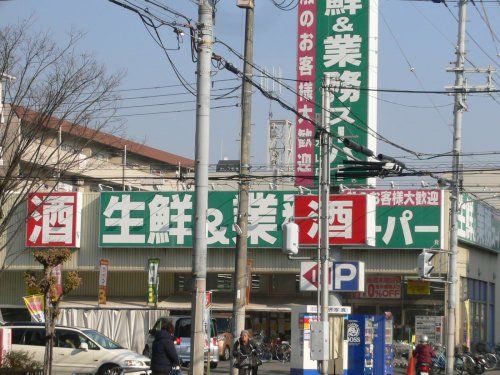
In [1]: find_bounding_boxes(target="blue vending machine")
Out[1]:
[372,315,394,375]
[346,315,375,375]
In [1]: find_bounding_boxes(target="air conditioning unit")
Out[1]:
[237,0,254,8]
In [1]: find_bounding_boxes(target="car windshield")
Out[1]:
[82,330,123,349]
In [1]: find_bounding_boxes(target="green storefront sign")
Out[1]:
[99,190,442,249]
[458,193,500,252]
[315,0,376,184]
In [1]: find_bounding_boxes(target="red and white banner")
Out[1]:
[354,276,402,299]
[294,194,375,246]
[52,264,63,299]
[26,192,82,248]
[295,0,317,187]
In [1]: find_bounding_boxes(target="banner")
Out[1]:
[99,190,442,249]
[354,276,401,299]
[26,192,82,248]
[407,280,430,295]
[98,259,109,305]
[51,264,62,300]
[0,328,11,365]
[147,259,160,305]
[23,294,45,322]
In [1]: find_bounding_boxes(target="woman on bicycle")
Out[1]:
[233,330,261,375]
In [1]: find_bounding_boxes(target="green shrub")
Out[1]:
[0,350,42,370]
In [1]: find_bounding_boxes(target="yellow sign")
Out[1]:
[407,280,431,295]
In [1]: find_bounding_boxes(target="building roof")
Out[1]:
[14,106,194,169]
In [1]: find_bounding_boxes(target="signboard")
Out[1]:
[26,192,82,247]
[147,258,160,305]
[300,261,365,292]
[458,193,500,252]
[415,316,444,346]
[294,194,375,246]
[407,280,430,295]
[354,276,401,299]
[98,190,441,249]
[51,264,62,300]
[98,259,109,305]
[99,191,294,248]
[306,305,352,315]
[295,0,317,186]
[347,189,444,249]
[308,0,377,186]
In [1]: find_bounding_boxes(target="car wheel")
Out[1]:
[223,346,231,361]
[98,364,122,375]
[210,362,218,369]
[143,345,151,358]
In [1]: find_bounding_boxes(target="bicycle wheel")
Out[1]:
[484,353,497,370]
[276,343,291,362]
[462,354,477,374]
[258,344,272,362]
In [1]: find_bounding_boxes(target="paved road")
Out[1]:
[196,360,500,374]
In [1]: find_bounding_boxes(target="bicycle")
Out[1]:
[233,348,261,375]
[275,342,291,362]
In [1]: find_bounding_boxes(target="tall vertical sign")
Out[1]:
[295,1,317,186]
[98,259,109,305]
[296,0,378,186]
[147,258,160,305]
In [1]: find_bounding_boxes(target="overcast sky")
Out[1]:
[1,0,499,184]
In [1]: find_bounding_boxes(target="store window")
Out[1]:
[174,273,192,292]
[489,283,495,346]
[467,278,488,345]
[216,273,233,290]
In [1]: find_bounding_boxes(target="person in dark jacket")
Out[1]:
[233,330,260,375]
[151,320,179,375]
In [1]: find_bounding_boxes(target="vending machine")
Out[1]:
[372,315,394,375]
[346,315,375,375]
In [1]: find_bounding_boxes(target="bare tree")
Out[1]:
[24,248,81,375]
[0,20,122,274]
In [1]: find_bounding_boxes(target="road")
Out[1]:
[205,360,500,374]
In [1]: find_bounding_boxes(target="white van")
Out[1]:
[8,323,151,375]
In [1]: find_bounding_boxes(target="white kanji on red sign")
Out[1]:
[26,192,82,247]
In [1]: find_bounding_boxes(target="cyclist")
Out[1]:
[413,335,436,372]
[233,330,261,375]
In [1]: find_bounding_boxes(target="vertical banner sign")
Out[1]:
[22,294,45,322]
[246,259,253,305]
[295,0,317,187]
[315,0,378,186]
[26,192,83,247]
[147,258,160,305]
[204,291,212,350]
[98,259,109,305]
[51,264,63,300]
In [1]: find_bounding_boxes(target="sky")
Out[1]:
[0,0,499,187]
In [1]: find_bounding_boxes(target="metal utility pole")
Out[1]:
[232,0,254,363]
[319,74,331,375]
[190,1,213,374]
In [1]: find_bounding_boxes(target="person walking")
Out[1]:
[233,330,261,375]
[150,320,179,375]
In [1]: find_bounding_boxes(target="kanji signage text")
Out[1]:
[354,276,401,299]
[26,192,82,248]
[294,194,375,246]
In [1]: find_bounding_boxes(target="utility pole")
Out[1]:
[190,1,213,374]
[232,3,254,375]
[445,0,495,372]
[319,74,331,375]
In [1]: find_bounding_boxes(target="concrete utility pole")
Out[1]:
[232,3,254,370]
[190,1,213,374]
[319,74,331,375]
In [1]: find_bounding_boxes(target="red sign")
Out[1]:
[51,264,62,299]
[294,194,375,246]
[354,276,401,299]
[295,0,317,186]
[26,192,82,248]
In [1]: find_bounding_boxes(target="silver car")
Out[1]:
[144,316,219,369]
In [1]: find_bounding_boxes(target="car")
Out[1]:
[6,322,151,375]
[144,316,218,368]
